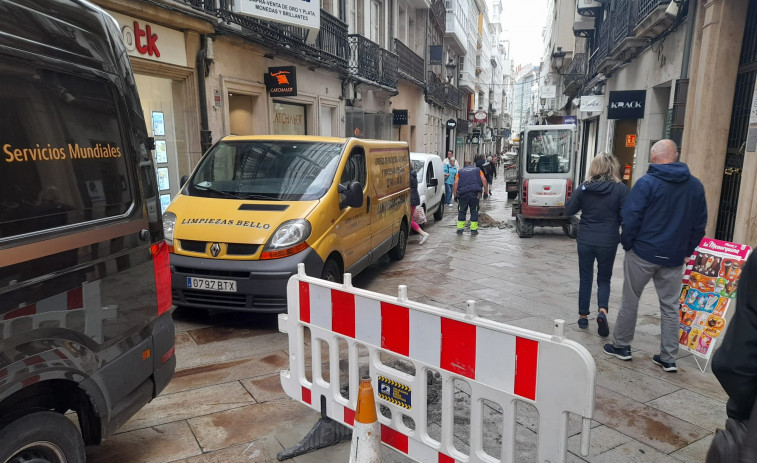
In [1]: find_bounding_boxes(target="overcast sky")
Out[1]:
[498,0,548,69]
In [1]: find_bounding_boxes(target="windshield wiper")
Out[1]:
[193,184,246,200]
[243,193,283,201]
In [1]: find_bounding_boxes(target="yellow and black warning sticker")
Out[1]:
[377,376,411,410]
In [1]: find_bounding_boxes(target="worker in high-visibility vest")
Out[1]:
[453,161,488,235]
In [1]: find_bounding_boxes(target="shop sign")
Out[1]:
[446,118,457,129]
[562,116,577,125]
[473,110,488,124]
[608,90,646,119]
[265,66,298,97]
[429,45,443,65]
[541,85,556,99]
[272,102,306,135]
[233,0,320,44]
[626,134,637,147]
[110,12,187,67]
[579,95,604,113]
[393,110,408,126]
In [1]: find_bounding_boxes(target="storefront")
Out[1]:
[106,10,206,213]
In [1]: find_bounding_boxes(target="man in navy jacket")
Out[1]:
[604,139,707,372]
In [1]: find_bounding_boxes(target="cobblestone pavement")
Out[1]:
[86,172,726,463]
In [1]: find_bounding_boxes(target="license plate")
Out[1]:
[187,277,237,292]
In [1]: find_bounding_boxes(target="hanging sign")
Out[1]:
[264,66,298,97]
[678,238,752,361]
[473,110,488,124]
[579,95,604,113]
[233,0,320,44]
[607,90,646,119]
[393,110,408,126]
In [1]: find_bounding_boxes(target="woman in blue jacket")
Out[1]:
[565,154,627,336]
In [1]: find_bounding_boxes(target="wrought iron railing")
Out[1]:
[637,0,671,24]
[175,1,349,70]
[589,12,610,76]
[563,53,587,95]
[348,35,398,89]
[611,0,640,53]
[394,39,424,86]
[430,0,446,37]
[425,72,446,106]
[445,85,462,109]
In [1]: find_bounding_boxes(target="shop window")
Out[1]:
[273,101,307,135]
[0,58,133,238]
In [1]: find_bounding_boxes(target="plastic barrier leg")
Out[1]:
[277,396,352,461]
[349,377,381,463]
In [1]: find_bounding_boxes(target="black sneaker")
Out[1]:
[652,354,678,372]
[603,343,632,360]
[578,318,589,329]
[471,229,479,236]
[456,229,464,235]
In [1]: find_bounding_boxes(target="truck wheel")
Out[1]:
[507,191,517,200]
[563,223,578,239]
[0,411,85,463]
[321,258,342,283]
[388,222,408,261]
[433,200,444,220]
[516,217,534,238]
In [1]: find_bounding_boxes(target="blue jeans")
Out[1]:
[445,183,453,204]
[577,243,618,315]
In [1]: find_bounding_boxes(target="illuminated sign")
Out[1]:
[626,134,637,147]
[264,66,298,97]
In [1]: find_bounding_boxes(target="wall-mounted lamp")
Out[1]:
[551,46,567,75]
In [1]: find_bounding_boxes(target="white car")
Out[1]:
[410,152,446,221]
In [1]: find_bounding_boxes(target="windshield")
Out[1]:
[526,130,573,174]
[411,160,424,181]
[187,141,343,201]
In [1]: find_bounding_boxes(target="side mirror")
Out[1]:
[429,178,438,187]
[338,181,364,209]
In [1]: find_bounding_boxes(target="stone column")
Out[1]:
[680,0,749,238]
[733,86,757,247]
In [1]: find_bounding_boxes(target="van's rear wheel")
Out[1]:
[0,411,85,463]
[433,200,444,220]
[388,222,408,261]
[321,259,342,283]
[515,216,534,238]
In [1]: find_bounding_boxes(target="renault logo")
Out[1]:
[210,243,221,257]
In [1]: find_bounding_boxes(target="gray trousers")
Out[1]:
[612,251,683,363]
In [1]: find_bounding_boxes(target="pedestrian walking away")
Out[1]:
[482,155,495,195]
[443,157,458,207]
[409,161,430,244]
[565,153,627,336]
[453,160,488,235]
[603,139,707,371]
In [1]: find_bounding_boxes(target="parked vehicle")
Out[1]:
[512,124,579,238]
[502,151,519,199]
[0,1,175,461]
[166,136,411,312]
[410,152,445,221]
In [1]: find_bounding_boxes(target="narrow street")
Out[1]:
[87,175,726,463]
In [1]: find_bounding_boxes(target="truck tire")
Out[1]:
[516,216,534,238]
[388,222,408,261]
[0,411,85,463]
[320,258,342,283]
[433,200,444,220]
[563,223,578,239]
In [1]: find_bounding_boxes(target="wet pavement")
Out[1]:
[86,172,726,463]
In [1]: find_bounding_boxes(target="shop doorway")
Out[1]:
[613,119,638,187]
[229,93,256,136]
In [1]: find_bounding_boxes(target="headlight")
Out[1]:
[265,219,311,250]
[162,211,176,245]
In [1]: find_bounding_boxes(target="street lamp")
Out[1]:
[445,57,457,84]
[551,47,567,75]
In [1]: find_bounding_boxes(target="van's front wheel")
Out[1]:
[0,411,85,463]
[320,259,342,283]
[388,222,408,261]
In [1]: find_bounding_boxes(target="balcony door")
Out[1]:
[370,0,383,46]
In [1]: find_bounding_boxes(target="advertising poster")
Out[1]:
[160,194,171,214]
[152,111,165,136]
[157,167,170,191]
[679,238,752,360]
[155,140,167,163]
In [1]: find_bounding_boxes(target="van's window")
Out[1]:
[426,161,435,184]
[340,150,366,187]
[526,130,573,174]
[0,58,133,239]
[189,141,342,201]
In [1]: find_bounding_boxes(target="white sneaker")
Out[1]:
[419,232,429,244]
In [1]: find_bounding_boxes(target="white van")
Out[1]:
[410,152,445,220]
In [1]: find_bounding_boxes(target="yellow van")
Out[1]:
[163,136,410,312]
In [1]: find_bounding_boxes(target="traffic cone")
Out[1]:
[349,377,381,463]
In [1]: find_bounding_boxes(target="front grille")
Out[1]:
[174,267,250,279]
[253,296,287,309]
[226,243,260,255]
[182,289,248,308]
[179,240,206,253]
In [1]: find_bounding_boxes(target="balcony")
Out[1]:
[394,39,424,87]
[445,9,466,53]
[445,85,463,109]
[589,12,615,76]
[430,0,446,38]
[610,0,645,56]
[425,72,446,107]
[577,0,602,16]
[348,35,398,91]
[635,0,675,39]
[180,1,349,72]
[562,53,587,97]
[458,69,476,93]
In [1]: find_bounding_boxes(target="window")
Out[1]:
[426,161,435,184]
[0,58,133,239]
[370,0,383,45]
[341,149,367,187]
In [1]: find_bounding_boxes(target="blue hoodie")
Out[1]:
[565,179,627,247]
[621,162,707,266]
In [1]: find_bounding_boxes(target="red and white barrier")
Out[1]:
[279,264,596,463]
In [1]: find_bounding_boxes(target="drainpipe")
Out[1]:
[197,34,212,154]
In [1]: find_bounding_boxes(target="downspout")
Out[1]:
[197,34,212,154]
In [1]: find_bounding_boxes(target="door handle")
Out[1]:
[366,196,371,213]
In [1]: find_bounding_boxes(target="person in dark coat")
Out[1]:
[453,161,488,235]
[712,251,757,421]
[565,153,627,336]
[604,139,707,372]
[409,162,429,244]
